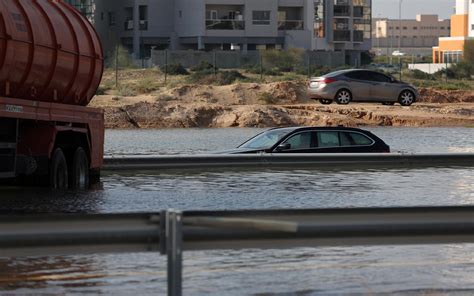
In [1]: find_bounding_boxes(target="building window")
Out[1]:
[139,5,148,30]
[124,7,133,31]
[108,12,116,26]
[253,11,270,25]
[314,0,325,38]
[66,0,94,21]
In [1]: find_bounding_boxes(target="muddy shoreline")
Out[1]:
[90,83,474,129]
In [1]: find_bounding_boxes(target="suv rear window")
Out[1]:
[340,132,374,146]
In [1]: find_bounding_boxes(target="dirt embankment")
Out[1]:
[90,82,474,129]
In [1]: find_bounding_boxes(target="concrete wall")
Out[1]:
[408,63,450,74]
[151,49,344,68]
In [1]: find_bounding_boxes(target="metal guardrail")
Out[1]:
[1,206,474,295]
[103,153,474,172]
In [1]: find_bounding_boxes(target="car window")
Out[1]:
[283,132,312,150]
[317,131,340,147]
[344,71,362,80]
[369,72,391,83]
[349,132,373,145]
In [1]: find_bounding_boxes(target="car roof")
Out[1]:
[313,69,382,79]
[267,126,370,133]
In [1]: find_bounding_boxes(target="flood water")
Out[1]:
[0,127,473,295]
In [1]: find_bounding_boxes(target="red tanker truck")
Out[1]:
[0,0,104,189]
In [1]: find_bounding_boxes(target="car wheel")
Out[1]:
[382,102,395,106]
[319,99,332,105]
[398,90,415,106]
[70,147,90,190]
[50,148,68,190]
[335,89,352,105]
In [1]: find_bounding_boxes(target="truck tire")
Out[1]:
[70,147,89,190]
[50,148,68,190]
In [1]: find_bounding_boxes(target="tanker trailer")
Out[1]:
[0,0,104,189]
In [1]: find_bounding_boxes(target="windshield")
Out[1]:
[239,129,294,149]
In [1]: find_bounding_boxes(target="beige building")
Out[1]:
[372,15,450,55]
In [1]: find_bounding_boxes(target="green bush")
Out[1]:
[187,70,214,84]
[190,61,216,72]
[187,70,246,85]
[161,63,189,75]
[216,70,246,85]
[408,69,436,80]
[434,62,473,80]
[133,77,162,93]
[114,86,137,97]
[258,92,277,104]
[261,48,304,72]
[243,64,282,76]
[106,46,135,69]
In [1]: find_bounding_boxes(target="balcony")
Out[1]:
[206,5,244,31]
[124,20,148,31]
[206,19,245,30]
[353,30,364,42]
[278,20,304,30]
[334,5,350,17]
[353,6,364,18]
[278,7,304,30]
[334,30,351,42]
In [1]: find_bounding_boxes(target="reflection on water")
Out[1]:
[1,245,473,295]
[0,168,473,213]
[0,127,473,294]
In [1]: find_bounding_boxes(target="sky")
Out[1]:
[373,0,455,20]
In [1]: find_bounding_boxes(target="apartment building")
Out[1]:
[372,15,450,55]
[90,0,372,66]
[433,0,474,63]
[64,0,95,22]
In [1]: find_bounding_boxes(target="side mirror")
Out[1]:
[276,143,291,151]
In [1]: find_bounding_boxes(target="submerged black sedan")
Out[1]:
[219,127,390,154]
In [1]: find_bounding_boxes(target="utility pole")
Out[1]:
[398,0,403,80]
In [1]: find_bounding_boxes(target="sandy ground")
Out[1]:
[90,82,474,129]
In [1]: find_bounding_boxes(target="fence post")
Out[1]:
[307,54,311,78]
[115,43,119,88]
[445,59,448,83]
[213,51,217,78]
[166,209,183,296]
[164,50,168,84]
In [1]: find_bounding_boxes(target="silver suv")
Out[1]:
[307,69,419,106]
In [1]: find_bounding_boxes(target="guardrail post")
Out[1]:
[166,210,183,296]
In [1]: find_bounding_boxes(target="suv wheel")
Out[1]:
[335,89,352,105]
[398,90,415,106]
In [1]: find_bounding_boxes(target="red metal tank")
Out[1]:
[0,0,103,106]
